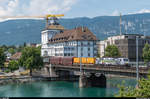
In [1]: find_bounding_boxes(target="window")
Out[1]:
[71,53,74,56]
[88,53,90,57]
[64,48,66,51]
[44,51,48,56]
[81,42,83,46]
[68,53,70,56]
[88,48,90,51]
[81,53,83,56]
[72,48,75,50]
[81,48,83,51]
[88,42,90,46]
[125,36,128,38]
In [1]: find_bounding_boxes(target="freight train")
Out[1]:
[49,57,129,66]
[50,57,95,65]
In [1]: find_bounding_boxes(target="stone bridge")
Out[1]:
[44,64,150,88]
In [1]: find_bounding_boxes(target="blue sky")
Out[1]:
[67,0,150,18]
[0,0,150,18]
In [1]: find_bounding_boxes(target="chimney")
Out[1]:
[82,26,86,32]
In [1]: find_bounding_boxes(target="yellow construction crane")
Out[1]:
[45,14,64,18]
[0,14,64,28]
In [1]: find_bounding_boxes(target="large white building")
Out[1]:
[41,18,98,58]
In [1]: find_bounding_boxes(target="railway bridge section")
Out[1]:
[44,64,150,88]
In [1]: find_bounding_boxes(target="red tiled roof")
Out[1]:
[10,52,22,60]
[48,27,97,43]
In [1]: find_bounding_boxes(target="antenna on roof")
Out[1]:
[143,20,146,37]
[120,13,122,36]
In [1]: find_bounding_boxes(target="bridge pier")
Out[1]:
[87,73,106,88]
[79,73,107,88]
[79,74,88,88]
[46,64,58,77]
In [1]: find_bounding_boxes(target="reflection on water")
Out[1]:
[0,77,137,97]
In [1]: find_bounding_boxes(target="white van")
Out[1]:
[117,58,129,65]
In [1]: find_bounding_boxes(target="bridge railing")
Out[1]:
[129,62,149,67]
[52,63,150,74]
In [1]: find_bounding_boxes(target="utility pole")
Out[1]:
[80,55,82,74]
[136,36,139,87]
[143,20,146,37]
[80,45,82,75]
[120,13,122,36]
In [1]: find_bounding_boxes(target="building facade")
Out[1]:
[98,34,150,61]
[41,19,98,58]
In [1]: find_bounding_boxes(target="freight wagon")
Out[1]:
[73,57,95,64]
[50,57,74,65]
[49,57,96,66]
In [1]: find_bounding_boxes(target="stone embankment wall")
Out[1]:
[0,76,44,86]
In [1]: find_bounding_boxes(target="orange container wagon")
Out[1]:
[82,58,87,64]
[87,57,95,64]
[73,57,80,64]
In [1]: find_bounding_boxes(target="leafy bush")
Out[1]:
[8,60,19,72]
[5,69,10,73]
[115,72,150,97]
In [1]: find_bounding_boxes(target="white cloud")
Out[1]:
[111,10,120,16]
[128,9,150,15]
[0,0,77,20]
[0,0,19,16]
[26,0,77,15]
[110,9,150,16]
[137,9,150,13]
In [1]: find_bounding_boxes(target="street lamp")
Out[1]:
[136,36,139,87]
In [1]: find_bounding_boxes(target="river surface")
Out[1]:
[0,77,137,97]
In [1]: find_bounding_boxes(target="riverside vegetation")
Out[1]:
[116,43,150,97]
[0,44,43,75]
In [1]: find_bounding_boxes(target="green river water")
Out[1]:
[0,77,137,97]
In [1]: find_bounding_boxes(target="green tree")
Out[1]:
[143,43,150,64]
[97,51,101,58]
[115,73,150,97]
[17,45,25,52]
[8,48,16,55]
[1,45,8,52]
[8,60,19,72]
[19,46,43,76]
[0,48,6,68]
[105,45,121,57]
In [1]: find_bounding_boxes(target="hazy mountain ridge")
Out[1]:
[0,13,150,45]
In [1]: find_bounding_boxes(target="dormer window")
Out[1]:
[60,30,63,33]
